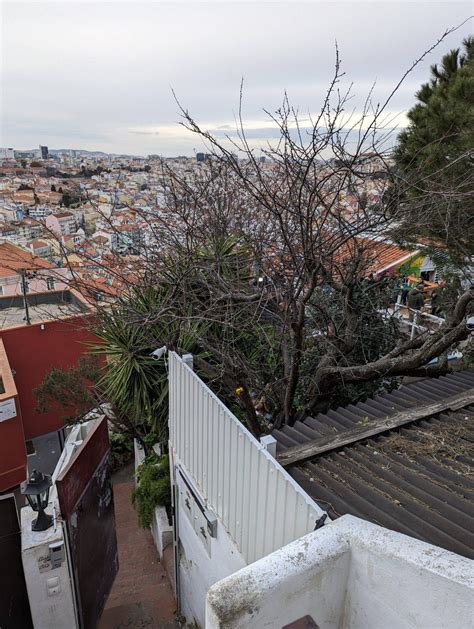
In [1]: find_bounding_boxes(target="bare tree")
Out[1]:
[30,32,474,437]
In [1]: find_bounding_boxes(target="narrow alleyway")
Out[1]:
[99,470,177,628]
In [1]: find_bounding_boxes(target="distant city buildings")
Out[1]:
[45,211,77,237]
[0,147,15,159]
[0,149,396,314]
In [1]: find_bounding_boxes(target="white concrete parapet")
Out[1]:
[151,504,173,558]
[206,515,474,629]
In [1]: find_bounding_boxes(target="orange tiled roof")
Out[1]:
[0,241,53,277]
[51,212,74,219]
[29,238,50,249]
[360,238,417,273]
[332,236,417,274]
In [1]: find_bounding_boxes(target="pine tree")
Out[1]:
[394,37,474,258]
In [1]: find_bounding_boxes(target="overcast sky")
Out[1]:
[1,1,471,156]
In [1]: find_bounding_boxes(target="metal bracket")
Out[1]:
[314,513,328,530]
[177,465,218,538]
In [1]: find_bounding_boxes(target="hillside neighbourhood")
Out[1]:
[0,21,473,629]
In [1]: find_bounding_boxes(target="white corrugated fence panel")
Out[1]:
[168,352,326,564]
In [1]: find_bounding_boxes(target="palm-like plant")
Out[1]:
[92,286,201,448]
[94,318,164,438]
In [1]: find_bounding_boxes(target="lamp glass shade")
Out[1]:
[21,470,54,532]
[25,494,40,511]
[21,470,52,512]
[39,487,50,509]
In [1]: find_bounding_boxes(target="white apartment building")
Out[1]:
[28,206,52,220]
[45,211,77,237]
[0,147,15,159]
[0,204,24,222]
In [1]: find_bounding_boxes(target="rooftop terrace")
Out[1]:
[0,290,90,328]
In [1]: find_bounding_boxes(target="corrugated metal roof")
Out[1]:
[273,371,474,559]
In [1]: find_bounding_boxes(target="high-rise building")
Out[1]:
[40,145,49,160]
[196,152,206,162]
[0,148,15,159]
[14,150,35,159]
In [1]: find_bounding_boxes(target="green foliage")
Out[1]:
[463,337,474,367]
[109,431,134,471]
[93,315,166,427]
[34,355,101,423]
[396,37,473,174]
[132,455,171,528]
[394,37,474,258]
[61,188,84,208]
[92,234,406,432]
[91,238,275,438]
[297,281,399,412]
[91,287,200,444]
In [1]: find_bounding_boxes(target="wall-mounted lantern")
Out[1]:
[21,469,53,531]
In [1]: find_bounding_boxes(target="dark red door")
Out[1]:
[0,494,33,629]
[56,418,118,628]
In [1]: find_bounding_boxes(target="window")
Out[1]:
[46,277,55,290]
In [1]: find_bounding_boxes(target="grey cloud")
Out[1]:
[2,2,471,155]
[206,126,401,152]
[128,130,160,136]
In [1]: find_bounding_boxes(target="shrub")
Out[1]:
[132,454,171,528]
[109,431,134,471]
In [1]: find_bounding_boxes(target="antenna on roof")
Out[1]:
[18,268,31,325]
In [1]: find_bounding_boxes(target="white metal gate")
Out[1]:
[168,352,325,564]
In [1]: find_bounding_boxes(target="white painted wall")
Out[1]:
[133,437,145,487]
[206,519,350,629]
[168,351,327,627]
[150,504,173,559]
[343,521,474,629]
[21,421,99,629]
[176,466,247,627]
[21,508,77,629]
[206,515,474,629]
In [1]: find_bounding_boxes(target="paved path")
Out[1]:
[99,481,177,628]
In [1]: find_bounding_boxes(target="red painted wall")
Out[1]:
[0,316,99,440]
[0,394,27,491]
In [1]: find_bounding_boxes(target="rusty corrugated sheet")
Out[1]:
[273,371,474,559]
